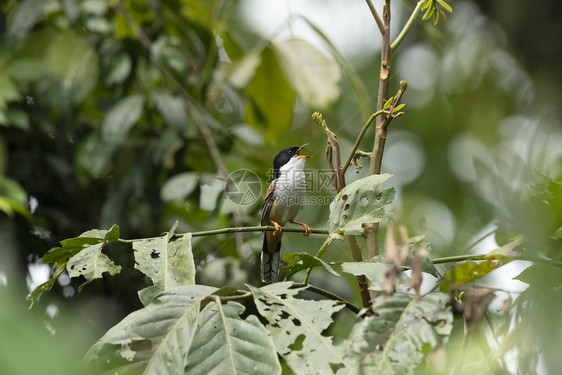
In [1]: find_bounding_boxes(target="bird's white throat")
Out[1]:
[275,156,307,197]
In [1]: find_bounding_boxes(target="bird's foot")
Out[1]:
[291,220,312,236]
[271,221,282,236]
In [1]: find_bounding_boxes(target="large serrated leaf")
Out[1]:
[84,285,216,374]
[186,301,281,375]
[272,39,341,109]
[133,233,196,306]
[329,174,395,236]
[340,292,453,374]
[248,282,344,374]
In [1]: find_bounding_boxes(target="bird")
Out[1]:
[261,144,312,284]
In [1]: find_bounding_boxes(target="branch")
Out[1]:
[189,226,329,237]
[391,0,425,51]
[348,235,372,309]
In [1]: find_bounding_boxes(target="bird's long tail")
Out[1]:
[261,234,281,284]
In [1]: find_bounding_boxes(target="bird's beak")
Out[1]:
[296,143,311,158]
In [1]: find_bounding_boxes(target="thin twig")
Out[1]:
[342,109,387,174]
[365,0,385,35]
[303,236,334,284]
[391,0,425,51]
[313,113,345,191]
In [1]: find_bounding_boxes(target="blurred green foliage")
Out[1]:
[1,0,561,373]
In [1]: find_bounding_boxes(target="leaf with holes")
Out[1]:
[42,224,120,265]
[329,174,395,237]
[133,232,196,306]
[67,242,121,291]
[29,225,122,301]
[281,252,340,279]
[248,282,345,374]
[339,292,453,374]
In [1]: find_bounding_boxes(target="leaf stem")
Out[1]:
[303,236,334,284]
[391,0,425,51]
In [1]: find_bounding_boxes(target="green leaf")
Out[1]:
[280,252,340,279]
[75,132,114,177]
[393,103,406,113]
[440,237,522,292]
[7,0,47,40]
[84,285,217,374]
[160,172,199,202]
[26,266,65,309]
[383,96,393,110]
[42,225,120,265]
[329,174,395,237]
[341,261,388,290]
[43,31,99,106]
[340,292,453,374]
[248,282,345,374]
[152,91,188,132]
[245,45,295,142]
[67,242,122,291]
[186,301,281,375]
[272,39,341,109]
[133,233,196,306]
[436,0,453,13]
[101,94,145,147]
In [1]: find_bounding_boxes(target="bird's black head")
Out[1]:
[272,144,309,179]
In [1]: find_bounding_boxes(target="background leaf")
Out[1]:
[272,38,341,109]
[160,172,199,202]
[245,45,295,142]
[101,94,145,147]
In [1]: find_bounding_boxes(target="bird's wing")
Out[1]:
[261,179,276,225]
